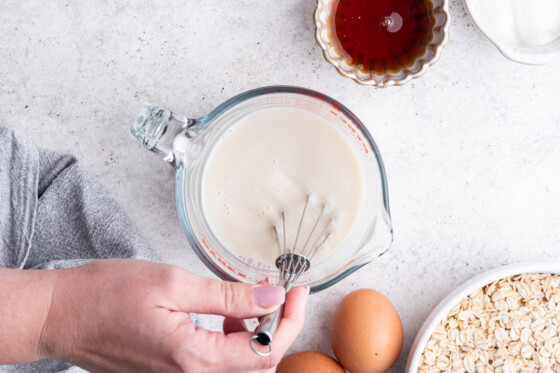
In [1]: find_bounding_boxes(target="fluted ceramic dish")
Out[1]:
[406,262,560,372]
[464,0,560,65]
[315,0,451,88]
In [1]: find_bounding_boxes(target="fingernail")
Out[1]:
[253,286,285,307]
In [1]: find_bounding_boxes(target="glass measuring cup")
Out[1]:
[131,86,392,292]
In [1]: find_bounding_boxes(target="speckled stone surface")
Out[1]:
[1,1,560,371]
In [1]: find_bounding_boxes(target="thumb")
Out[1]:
[179,274,286,319]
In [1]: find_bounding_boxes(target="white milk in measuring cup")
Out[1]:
[201,107,364,267]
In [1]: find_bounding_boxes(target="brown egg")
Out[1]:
[330,289,403,373]
[276,351,346,373]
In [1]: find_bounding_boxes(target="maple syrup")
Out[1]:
[332,0,436,75]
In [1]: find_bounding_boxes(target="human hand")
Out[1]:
[40,259,308,372]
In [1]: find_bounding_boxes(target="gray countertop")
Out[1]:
[2,1,560,371]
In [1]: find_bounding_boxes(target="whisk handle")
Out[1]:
[249,280,292,356]
[249,305,284,356]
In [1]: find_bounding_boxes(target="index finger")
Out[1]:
[265,286,309,356]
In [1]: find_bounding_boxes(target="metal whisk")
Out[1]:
[249,195,333,356]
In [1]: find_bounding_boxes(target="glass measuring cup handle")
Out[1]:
[130,104,198,166]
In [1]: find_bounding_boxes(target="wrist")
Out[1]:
[37,267,82,363]
[0,268,60,364]
[38,263,100,364]
[37,269,64,360]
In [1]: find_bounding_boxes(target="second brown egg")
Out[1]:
[330,289,403,373]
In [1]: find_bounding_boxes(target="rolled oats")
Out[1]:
[419,274,560,372]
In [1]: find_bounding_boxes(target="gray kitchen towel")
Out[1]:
[0,127,160,372]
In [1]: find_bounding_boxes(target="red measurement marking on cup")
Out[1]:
[265,95,372,160]
[202,238,214,254]
[265,96,293,106]
[328,110,372,159]
[201,237,248,279]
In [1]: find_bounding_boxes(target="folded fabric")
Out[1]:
[0,127,159,372]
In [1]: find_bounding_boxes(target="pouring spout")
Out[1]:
[130,104,196,166]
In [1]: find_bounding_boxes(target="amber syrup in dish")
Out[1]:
[333,0,435,75]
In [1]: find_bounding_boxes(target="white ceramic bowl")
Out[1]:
[464,0,560,65]
[406,262,560,372]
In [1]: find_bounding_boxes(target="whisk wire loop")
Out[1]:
[308,218,333,261]
[300,203,327,258]
[290,195,310,256]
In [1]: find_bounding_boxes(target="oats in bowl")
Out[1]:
[418,273,560,373]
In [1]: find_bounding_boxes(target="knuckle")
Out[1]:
[158,265,184,294]
[220,281,237,314]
